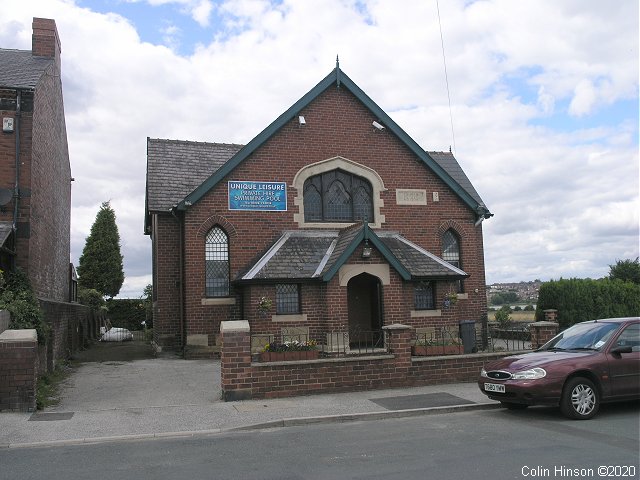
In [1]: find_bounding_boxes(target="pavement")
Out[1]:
[0,348,499,449]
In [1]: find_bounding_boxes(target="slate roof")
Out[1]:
[376,233,467,278]
[428,151,485,207]
[145,138,243,214]
[0,49,53,89]
[240,231,338,281]
[238,225,466,283]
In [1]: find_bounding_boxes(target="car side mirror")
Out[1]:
[610,345,633,355]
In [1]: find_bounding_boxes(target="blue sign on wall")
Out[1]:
[228,181,287,211]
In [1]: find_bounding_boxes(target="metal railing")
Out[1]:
[251,328,389,360]
[479,321,531,352]
[414,326,464,355]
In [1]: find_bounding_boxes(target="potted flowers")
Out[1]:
[443,292,458,308]
[257,296,273,317]
[260,339,319,362]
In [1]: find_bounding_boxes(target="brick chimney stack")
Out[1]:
[32,18,61,63]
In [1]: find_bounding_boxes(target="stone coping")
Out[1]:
[220,320,250,333]
[411,350,530,362]
[0,329,37,343]
[252,354,395,366]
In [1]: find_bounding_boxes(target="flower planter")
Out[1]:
[412,345,462,356]
[260,350,320,362]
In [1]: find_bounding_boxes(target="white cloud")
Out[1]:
[569,79,597,117]
[2,0,638,295]
[536,86,555,116]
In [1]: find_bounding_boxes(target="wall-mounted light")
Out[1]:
[362,239,372,258]
[298,115,306,126]
[372,120,385,130]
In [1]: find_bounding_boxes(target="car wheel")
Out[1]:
[561,377,599,420]
[500,402,528,410]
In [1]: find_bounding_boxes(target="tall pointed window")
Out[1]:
[205,227,229,297]
[303,169,373,223]
[442,229,463,293]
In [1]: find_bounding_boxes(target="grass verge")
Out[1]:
[36,361,73,410]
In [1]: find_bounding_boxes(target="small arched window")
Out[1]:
[205,227,229,297]
[303,169,373,223]
[442,229,463,293]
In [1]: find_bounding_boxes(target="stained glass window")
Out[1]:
[303,169,373,222]
[205,227,229,297]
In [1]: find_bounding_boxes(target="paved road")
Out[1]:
[1,402,637,480]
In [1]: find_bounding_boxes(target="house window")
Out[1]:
[442,229,463,293]
[205,227,229,297]
[276,284,300,314]
[414,282,435,310]
[303,169,373,223]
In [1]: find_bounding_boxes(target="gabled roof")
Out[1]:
[145,138,243,231]
[428,151,485,207]
[0,49,53,89]
[238,224,467,283]
[175,65,491,219]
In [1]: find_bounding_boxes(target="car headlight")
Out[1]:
[480,368,488,378]
[511,367,546,380]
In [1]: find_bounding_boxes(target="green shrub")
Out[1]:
[78,287,107,311]
[105,298,148,331]
[0,269,48,344]
[536,278,640,329]
[495,305,512,328]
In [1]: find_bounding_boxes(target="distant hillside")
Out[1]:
[487,281,541,304]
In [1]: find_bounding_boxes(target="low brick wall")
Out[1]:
[0,329,38,412]
[39,299,104,373]
[220,321,536,401]
[0,302,104,411]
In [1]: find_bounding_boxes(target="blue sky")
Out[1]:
[1,0,638,297]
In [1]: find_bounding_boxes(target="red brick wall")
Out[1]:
[0,331,38,412]
[0,18,70,302]
[28,61,71,302]
[220,322,513,400]
[152,214,183,348]
[161,83,488,349]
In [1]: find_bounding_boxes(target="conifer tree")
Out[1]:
[77,201,124,298]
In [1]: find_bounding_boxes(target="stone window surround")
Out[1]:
[292,156,386,229]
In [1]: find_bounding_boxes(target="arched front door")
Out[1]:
[347,272,382,346]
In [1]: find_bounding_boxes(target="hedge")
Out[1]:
[105,298,151,331]
[536,278,640,329]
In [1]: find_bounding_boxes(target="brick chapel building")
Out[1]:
[145,64,492,357]
[0,18,73,303]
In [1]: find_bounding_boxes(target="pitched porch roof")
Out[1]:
[237,223,467,284]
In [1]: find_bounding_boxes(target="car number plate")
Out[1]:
[484,383,505,393]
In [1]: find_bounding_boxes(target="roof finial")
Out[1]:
[449,145,452,153]
[336,54,341,88]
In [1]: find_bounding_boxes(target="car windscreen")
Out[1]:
[541,322,620,351]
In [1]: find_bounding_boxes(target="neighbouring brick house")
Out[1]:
[145,64,492,358]
[0,18,73,302]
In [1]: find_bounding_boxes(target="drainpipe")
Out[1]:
[12,90,22,233]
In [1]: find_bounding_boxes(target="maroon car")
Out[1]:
[479,317,640,419]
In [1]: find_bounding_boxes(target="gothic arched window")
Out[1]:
[303,169,373,223]
[205,227,229,297]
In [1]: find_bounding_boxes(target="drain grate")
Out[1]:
[29,412,75,421]
[369,393,474,411]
